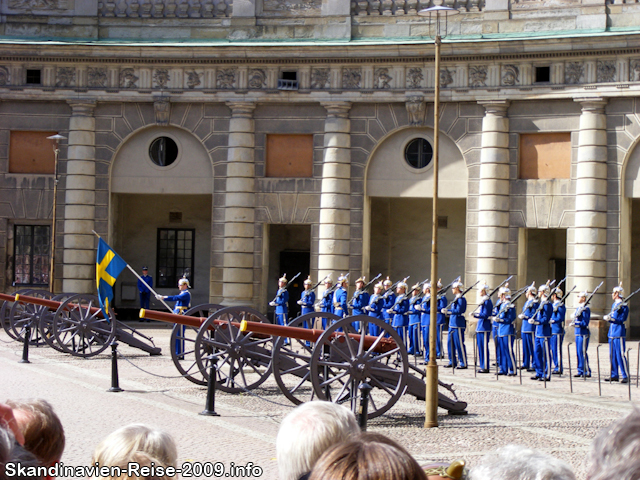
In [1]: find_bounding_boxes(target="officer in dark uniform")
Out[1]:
[138,267,153,313]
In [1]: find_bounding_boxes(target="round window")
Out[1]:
[149,137,178,167]
[404,138,433,169]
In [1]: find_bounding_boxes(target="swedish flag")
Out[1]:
[96,238,127,321]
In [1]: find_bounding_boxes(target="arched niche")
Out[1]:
[110,126,213,194]
[365,127,467,198]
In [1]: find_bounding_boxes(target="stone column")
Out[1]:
[318,102,351,282]
[571,97,608,314]
[475,100,511,289]
[62,100,97,294]
[222,102,256,306]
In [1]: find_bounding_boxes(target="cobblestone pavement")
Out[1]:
[1,324,638,480]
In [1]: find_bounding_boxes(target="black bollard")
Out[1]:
[19,325,31,364]
[108,341,123,392]
[200,357,220,417]
[357,383,372,431]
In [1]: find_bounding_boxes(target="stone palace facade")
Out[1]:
[2,0,640,338]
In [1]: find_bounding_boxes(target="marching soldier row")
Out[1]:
[270,273,632,384]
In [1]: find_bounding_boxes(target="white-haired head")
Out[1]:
[469,444,575,480]
[276,401,360,480]
[587,409,640,480]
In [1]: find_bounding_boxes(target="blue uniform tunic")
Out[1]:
[273,288,289,326]
[436,295,447,358]
[573,304,591,376]
[138,274,153,309]
[532,299,553,380]
[389,293,409,345]
[366,293,383,336]
[447,295,467,368]
[319,287,334,328]
[166,290,191,355]
[350,290,370,331]
[607,299,629,380]
[382,291,396,323]
[550,300,566,374]
[408,295,422,355]
[474,295,493,371]
[298,290,316,329]
[495,302,516,375]
[520,297,539,369]
[333,287,348,319]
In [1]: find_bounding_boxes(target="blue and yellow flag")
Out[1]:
[96,238,127,321]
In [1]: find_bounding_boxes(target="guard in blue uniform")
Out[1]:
[350,276,370,332]
[270,274,290,326]
[603,284,629,383]
[333,274,349,320]
[492,284,509,369]
[388,281,409,345]
[407,283,422,356]
[157,277,191,355]
[443,280,467,369]
[570,290,591,378]
[297,276,316,328]
[494,289,517,375]
[138,267,153,313]
[365,282,384,336]
[473,281,493,373]
[436,279,447,359]
[549,288,566,375]
[381,277,396,327]
[530,284,553,381]
[319,276,334,328]
[418,282,432,362]
[518,284,538,371]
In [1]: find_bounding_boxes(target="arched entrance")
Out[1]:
[623,139,640,337]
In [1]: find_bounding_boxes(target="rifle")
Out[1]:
[488,275,513,298]
[382,276,410,300]
[406,277,430,298]
[437,276,459,299]
[325,272,350,296]
[309,275,330,292]
[558,285,576,305]
[609,285,640,313]
[348,273,382,307]
[270,271,302,306]
[573,281,604,320]
[444,280,480,310]
[509,281,535,306]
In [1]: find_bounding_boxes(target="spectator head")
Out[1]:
[6,399,65,467]
[0,427,43,480]
[469,445,575,480]
[587,409,640,480]
[309,432,427,480]
[91,424,177,480]
[276,401,360,480]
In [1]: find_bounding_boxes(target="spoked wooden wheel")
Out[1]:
[39,293,76,353]
[52,294,115,357]
[309,315,409,419]
[1,289,33,340]
[194,306,273,394]
[171,304,223,386]
[272,312,341,405]
[10,289,53,346]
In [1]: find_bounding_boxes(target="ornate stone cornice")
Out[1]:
[478,100,510,116]
[322,101,351,118]
[226,101,256,117]
[574,96,607,113]
[67,99,96,116]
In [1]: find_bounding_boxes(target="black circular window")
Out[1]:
[149,137,178,167]
[404,138,433,169]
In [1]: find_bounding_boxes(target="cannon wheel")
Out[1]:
[52,294,116,357]
[272,312,341,405]
[194,306,273,394]
[170,303,224,386]
[1,289,33,340]
[38,293,76,353]
[9,289,53,346]
[309,315,409,419]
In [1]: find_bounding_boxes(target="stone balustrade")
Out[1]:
[351,0,483,16]
[98,0,230,18]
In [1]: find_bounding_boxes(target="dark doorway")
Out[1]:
[523,229,567,285]
[280,250,311,318]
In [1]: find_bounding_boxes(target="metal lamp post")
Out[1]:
[46,133,66,294]
[418,5,458,429]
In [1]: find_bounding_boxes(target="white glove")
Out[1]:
[570,313,575,320]
[528,318,536,324]
[387,309,394,314]
[364,306,372,312]
[473,313,479,318]
[155,294,163,300]
[440,309,447,314]
[269,301,276,307]
[297,300,303,305]
[553,306,558,312]
[603,315,610,321]
[518,314,525,319]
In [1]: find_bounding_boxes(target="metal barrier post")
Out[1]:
[19,325,31,364]
[567,342,573,394]
[636,342,639,388]
[596,344,602,397]
[357,383,372,431]
[108,341,123,392]
[200,357,220,417]
[473,333,477,378]
[626,349,632,401]
[517,338,522,385]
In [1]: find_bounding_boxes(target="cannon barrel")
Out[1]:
[140,307,397,353]
[0,293,16,303]
[14,293,105,317]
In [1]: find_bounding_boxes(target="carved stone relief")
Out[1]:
[565,62,584,84]
[406,68,423,89]
[262,0,321,16]
[469,65,487,87]
[0,67,10,86]
[440,68,454,87]
[8,0,67,9]
[217,68,236,89]
[186,70,202,89]
[631,60,640,82]
[120,68,138,88]
[154,97,170,126]
[310,68,330,89]
[56,67,75,87]
[501,65,519,86]
[343,68,362,89]
[374,68,392,89]
[597,60,616,83]
[248,69,266,89]
[88,67,107,88]
[154,68,170,89]
[406,96,426,126]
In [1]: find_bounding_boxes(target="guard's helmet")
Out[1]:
[383,276,392,287]
[304,276,312,286]
[279,274,288,284]
[613,282,624,295]
[178,278,190,287]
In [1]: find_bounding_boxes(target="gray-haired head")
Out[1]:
[0,428,43,480]
[469,444,576,480]
[276,401,360,480]
[587,409,640,480]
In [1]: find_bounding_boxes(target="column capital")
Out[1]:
[322,101,351,118]
[67,99,96,116]
[574,97,607,113]
[226,101,256,117]
[478,100,510,116]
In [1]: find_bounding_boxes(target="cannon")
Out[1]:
[141,307,468,419]
[0,292,160,357]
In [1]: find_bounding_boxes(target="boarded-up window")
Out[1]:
[266,134,314,178]
[9,131,56,174]
[519,133,571,179]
